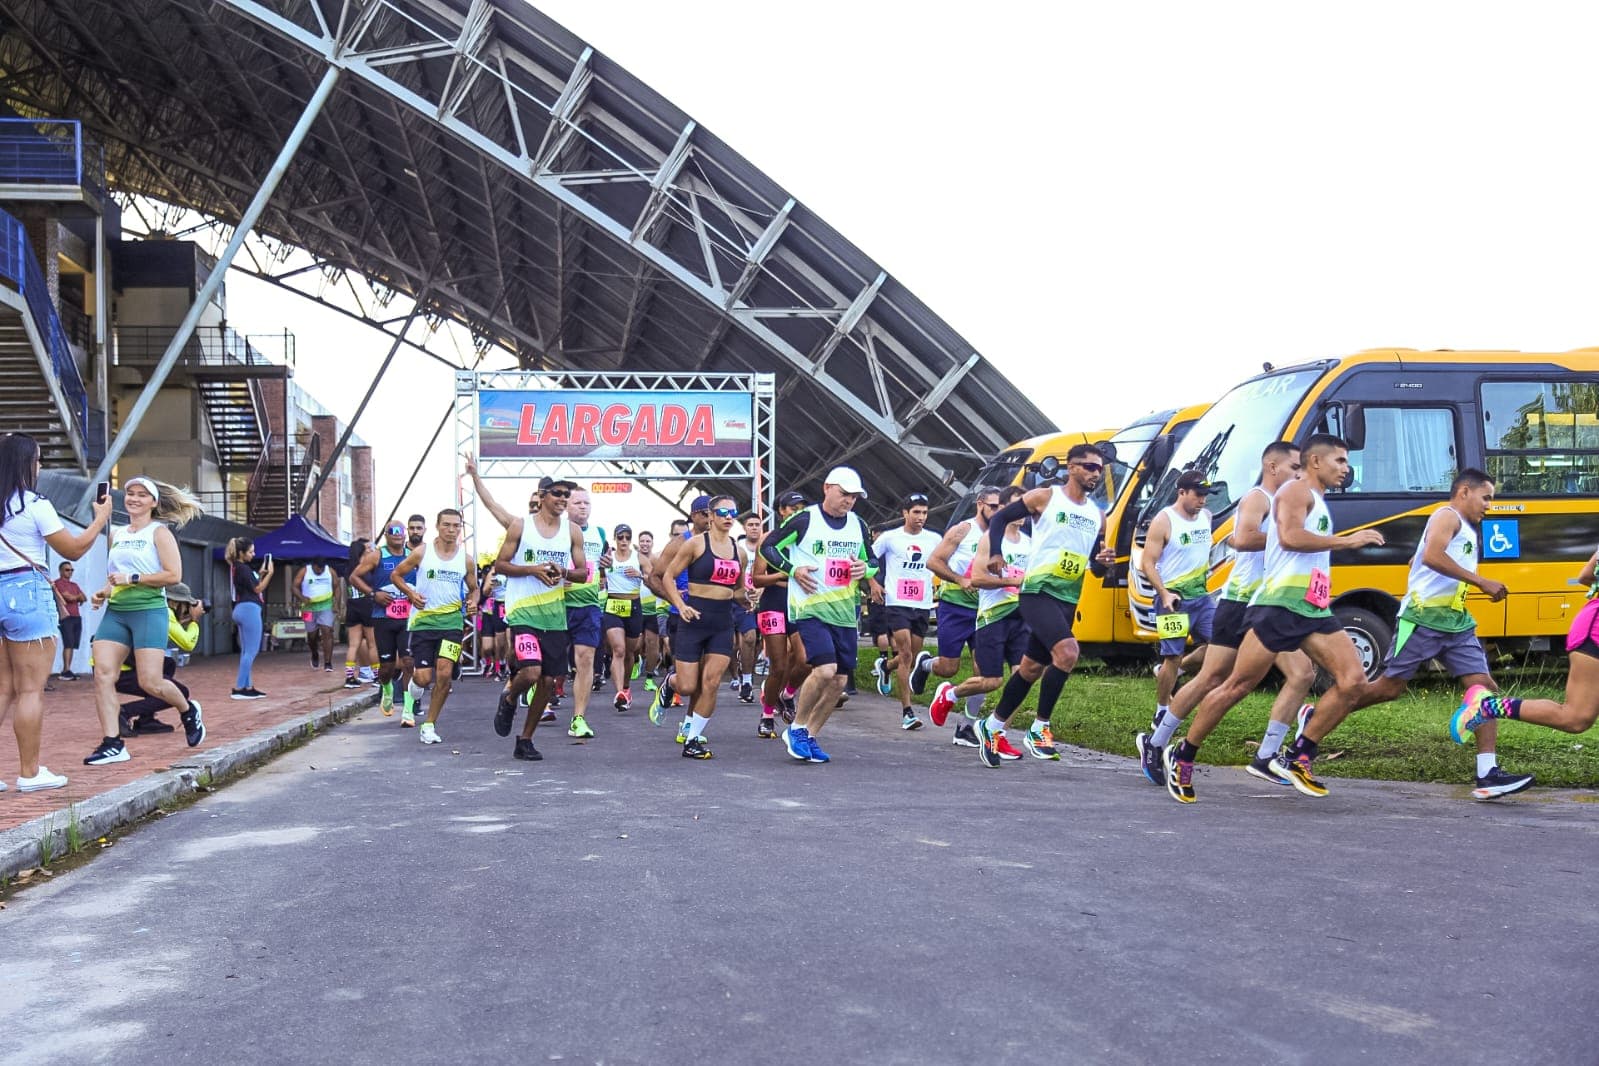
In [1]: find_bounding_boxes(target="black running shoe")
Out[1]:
[739,681,754,704]
[181,700,205,748]
[952,721,980,747]
[909,651,934,695]
[513,738,543,761]
[118,710,138,739]
[1474,766,1534,799]
[757,716,777,739]
[779,693,797,723]
[343,675,362,689]
[1135,731,1166,787]
[682,735,713,759]
[131,716,174,735]
[84,737,129,766]
[1245,754,1291,785]
[494,687,516,737]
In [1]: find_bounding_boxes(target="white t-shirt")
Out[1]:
[0,491,64,571]
[871,527,941,609]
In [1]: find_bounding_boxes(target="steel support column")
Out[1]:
[85,65,343,504]
[297,299,425,513]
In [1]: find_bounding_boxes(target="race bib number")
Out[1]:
[758,610,786,635]
[385,598,411,620]
[438,639,462,663]
[1156,613,1191,639]
[824,558,854,587]
[514,632,541,662]
[1054,552,1088,581]
[711,557,741,586]
[895,578,927,602]
[1003,565,1024,594]
[606,597,634,617]
[1305,568,1332,610]
[1451,582,1468,613]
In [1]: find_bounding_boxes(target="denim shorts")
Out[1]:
[0,568,59,642]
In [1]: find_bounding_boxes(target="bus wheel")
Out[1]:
[1313,606,1393,692]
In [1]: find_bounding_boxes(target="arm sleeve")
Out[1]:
[985,499,1032,555]
[759,511,809,574]
[168,616,200,652]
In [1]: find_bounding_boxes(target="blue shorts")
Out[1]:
[935,601,978,659]
[0,569,58,642]
[731,603,759,637]
[95,605,170,651]
[974,613,1030,677]
[795,617,859,672]
[566,604,602,649]
[1158,594,1217,657]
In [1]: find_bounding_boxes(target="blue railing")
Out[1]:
[0,207,91,452]
[0,119,107,204]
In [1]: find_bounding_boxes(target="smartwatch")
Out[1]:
[130,573,141,585]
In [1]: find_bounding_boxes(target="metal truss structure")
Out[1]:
[0,0,1054,520]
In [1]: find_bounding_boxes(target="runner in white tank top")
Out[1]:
[1161,434,1384,804]
[1138,470,1221,730]
[391,508,479,746]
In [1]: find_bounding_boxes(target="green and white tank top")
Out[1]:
[1223,488,1270,604]
[108,523,165,611]
[786,505,867,627]
[1249,488,1333,619]
[939,521,983,609]
[407,541,468,632]
[300,566,334,611]
[977,531,1031,627]
[505,515,570,631]
[565,525,607,608]
[1399,506,1477,634]
[1020,486,1102,604]
[1157,505,1212,600]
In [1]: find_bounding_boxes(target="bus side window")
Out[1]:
[1341,407,1456,494]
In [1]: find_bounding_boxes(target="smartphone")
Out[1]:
[265,553,273,567]
[95,481,109,503]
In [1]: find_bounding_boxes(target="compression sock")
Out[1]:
[1036,666,1070,722]
[1485,696,1523,720]
[991,671,1032,724]
[1256,720,1290,759]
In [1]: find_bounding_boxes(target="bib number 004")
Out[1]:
[823,558,854,587]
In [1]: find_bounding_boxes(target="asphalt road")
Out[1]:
[3,677,1596,1065]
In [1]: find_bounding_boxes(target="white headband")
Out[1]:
[124,477,160,502]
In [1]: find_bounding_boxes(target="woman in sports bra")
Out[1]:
[657,495,747,760]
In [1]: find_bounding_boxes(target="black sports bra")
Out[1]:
[687,532,742,587]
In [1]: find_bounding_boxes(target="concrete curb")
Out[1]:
[0,688,378,881]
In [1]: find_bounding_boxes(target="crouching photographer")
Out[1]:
[117,583,207,737]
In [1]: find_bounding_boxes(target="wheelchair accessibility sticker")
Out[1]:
[1483,519,1520,560]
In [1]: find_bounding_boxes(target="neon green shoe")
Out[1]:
[632,659,642,681]
[568,714,594,739]
[648,685,664,725]
[675,716,690,744]
[399,708,415,728]
[380,682,394,716]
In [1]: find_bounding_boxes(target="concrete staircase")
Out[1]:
[0,308,79,467]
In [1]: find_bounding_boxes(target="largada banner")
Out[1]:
[479,389,753,460]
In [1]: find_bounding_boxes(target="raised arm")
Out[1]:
[464,455,517,529]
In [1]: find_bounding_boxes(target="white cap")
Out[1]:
[824,466,867,498]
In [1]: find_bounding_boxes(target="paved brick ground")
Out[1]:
[0,647,398,831]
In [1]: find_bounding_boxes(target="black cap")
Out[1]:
[614,523,632,535]
[1176,470,1220,495]
[538,476,578,493]
[776,490,807,509]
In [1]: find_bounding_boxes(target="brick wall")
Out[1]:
[351,445,375,539]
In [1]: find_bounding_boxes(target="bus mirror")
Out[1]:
[1343,403,1367,451]
[1037,456,1061,480]
[1092,440,1118,463]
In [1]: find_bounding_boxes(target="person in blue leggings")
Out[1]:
[225,536,273,699]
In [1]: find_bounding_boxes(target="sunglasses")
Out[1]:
[386,526,404,536]
[544,489,571,499]
[712,506,739,518]
[1073,462,1104,473]
[905,494,929,505]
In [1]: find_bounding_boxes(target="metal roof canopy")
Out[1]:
[0,0,1053,521]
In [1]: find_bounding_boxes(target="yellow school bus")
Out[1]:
[1128,349,1599,674]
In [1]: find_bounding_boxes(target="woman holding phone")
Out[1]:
[87,476,206,765]
[225,536,272,699]
[0,433,112,790]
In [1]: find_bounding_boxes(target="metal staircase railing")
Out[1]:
[0,205,90,465]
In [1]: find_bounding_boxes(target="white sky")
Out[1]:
[228,0,1599,540]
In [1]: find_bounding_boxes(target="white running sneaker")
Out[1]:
[419,722,441,744]
[17,767,68,792]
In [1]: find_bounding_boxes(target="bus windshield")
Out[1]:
[1102,420,1165,509]
[1138,366,1327,524]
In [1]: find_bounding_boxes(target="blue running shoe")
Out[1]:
[805,734,830,763]
[873,655,892,696]
[783,726,811,761]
